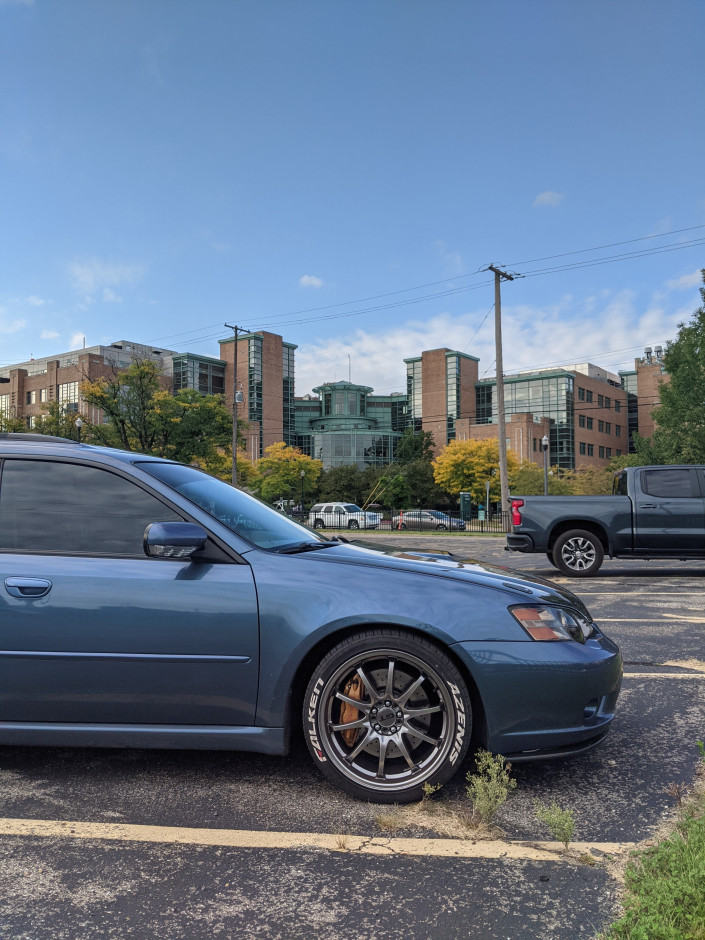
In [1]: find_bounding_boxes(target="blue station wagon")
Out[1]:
[0,434,622,802]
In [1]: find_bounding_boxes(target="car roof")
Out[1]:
[0,433,174,467]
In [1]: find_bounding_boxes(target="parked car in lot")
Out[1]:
[507,464,705,576]
[392,509,465,531]
[0,433,623,803]
[308,502,381,529]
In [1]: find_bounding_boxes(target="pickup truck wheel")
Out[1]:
[552,530,604,577]
[546,553,558,568]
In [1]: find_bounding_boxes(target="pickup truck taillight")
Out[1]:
[511,499,524,527]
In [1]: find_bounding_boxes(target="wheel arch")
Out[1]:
[547,520,610,554]
[285,621,488,754]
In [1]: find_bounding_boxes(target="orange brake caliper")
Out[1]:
[339,674,364,746]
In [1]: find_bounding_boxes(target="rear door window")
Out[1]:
[642,468,697,499]
[0,459,182,555]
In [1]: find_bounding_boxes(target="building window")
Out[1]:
[39,388,49,402]
[579,442,586,455]
[605,422,611,434]
[599,446,605,458]
[579,414,586,428]
[26,390,37,405]
[0,394,10,417]
[586,417,593,430]
[587,444,594,456]
[616,449,622,456]
[615,400,621,412]
[598,394,604,407]
[616,425,621,437]
[578,387,585,401]
[598,420,604,433]
[586,390,593,403]
[605,396,611,409]
[58,382,79,411]
[606,448,612,458]
[533,437,537,451]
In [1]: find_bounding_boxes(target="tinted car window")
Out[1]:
[0,459,182,555]
[642,468,697,499]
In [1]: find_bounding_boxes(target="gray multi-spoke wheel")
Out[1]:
[348,520,360,529]
[552,529,604,577]
[304,630,472,802]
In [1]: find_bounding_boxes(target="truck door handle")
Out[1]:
[4,578,53,598]
[638,503,658,509]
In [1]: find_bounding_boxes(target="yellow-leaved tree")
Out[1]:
[253,442,322,505]
[433,438,518,503]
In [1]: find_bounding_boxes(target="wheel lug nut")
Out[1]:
[374,724,381,731]
[384,700,391,707]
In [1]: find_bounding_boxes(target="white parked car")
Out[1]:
[308,502,381,530]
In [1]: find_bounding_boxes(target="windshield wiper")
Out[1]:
[276,541,337,555]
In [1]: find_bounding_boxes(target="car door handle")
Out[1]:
[638,503,658,509]
[4,578,53,598]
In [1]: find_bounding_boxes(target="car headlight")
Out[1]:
[510,605,597,643]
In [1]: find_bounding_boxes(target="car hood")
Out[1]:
[310,540,592,614]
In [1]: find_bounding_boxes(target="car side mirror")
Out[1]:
[144,522,209,560]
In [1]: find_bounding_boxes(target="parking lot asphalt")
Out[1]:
[1,534,703,939]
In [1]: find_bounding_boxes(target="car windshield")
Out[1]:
[137,461,323,551]
[344,504,362,512]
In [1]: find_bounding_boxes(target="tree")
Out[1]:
[636,270,705,463]
[395,429,435,464]
[81,359,241,477]
[33,401,90,440]
[253,442,322,504]
[316,465,366,504]
[433,438,518,503]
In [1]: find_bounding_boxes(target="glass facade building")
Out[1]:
[476,370,576,469]
[172,354,226,396]
[294,382,407,470]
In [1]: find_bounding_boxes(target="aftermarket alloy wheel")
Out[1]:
[552,529,604,577]
[303,630,472,803]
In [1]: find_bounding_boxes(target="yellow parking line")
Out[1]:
[599,617,705,623]
[623,673,705,679]
[0,817,633,860]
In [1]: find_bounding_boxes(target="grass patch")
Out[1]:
[601,785,705,940]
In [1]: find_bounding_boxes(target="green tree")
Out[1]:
[32,400,91,441]
[400,459,447,507]
[0,413,27,432]
[316,465,366,504]
[80,359,241,477]
[636,270,705,463]
[253,442,322,504]
[433,438,518,502]
[395,429,435,464]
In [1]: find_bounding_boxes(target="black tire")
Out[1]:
[552,529,604,577]
[348,520,360,530]
[546,552,559,568]
[399,523,407,530]
[303,629,472,803]
[313,519,325,529]
[437,523,447,531]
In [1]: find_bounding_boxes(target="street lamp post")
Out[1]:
[75,416,83,443]
[542,435,549,495]
[300,469,305,515]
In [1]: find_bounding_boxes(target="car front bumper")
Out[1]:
[452,635,622,760]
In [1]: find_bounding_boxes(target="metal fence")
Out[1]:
[292,509,510,534]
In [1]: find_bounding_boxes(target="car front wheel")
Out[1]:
[552,529,604,577]
[303,630,472,803]
[312,519,325,529]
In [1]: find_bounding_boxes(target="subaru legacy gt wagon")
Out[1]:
[0,434,622,802]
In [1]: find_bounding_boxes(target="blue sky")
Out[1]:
[1,0,704,397]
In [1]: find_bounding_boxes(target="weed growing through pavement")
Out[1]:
[697,739,705,764]
[534,800,576,849]
[664,781,689,809]
[465,750,517,826]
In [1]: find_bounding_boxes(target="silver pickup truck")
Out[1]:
[506,465,705,576]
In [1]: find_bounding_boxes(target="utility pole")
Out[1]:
[224,323,248,487]
[487,265,514,528]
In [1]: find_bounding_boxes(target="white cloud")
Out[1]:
[300,275,323,288]
[102,287,122,303]
[70,332,86,349]
[68,259,145,295]
[40,330,60,340]
[667,269,702,290]
[27,295,45,306]
[0,308,26,334]
[533,190,565,208]
[293,289,684,397]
